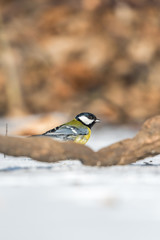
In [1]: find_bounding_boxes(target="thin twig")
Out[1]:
[4,123,8,158]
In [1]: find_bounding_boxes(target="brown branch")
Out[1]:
[0,116,160,166]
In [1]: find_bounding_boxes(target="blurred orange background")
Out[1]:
[1,0,160,124]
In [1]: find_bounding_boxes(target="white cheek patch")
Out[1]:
[79,116,94,125]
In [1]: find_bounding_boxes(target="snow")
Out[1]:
[0,119,160,240]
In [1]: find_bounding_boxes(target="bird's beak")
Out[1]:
[96,118,100,123]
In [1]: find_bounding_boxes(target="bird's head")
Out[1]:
[75,112,100,128]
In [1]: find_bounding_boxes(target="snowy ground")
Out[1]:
[0,117,160,240]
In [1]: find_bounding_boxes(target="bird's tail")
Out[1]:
[28,134,43,138]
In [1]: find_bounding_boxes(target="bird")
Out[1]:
[32,112,100,144]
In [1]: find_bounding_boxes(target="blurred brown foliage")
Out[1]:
[0,0,160,123]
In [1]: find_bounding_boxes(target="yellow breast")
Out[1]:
[74,127,91,144]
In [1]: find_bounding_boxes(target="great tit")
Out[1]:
[32,112,100,144]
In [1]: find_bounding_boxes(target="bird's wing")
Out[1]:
[42,124,88,141]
